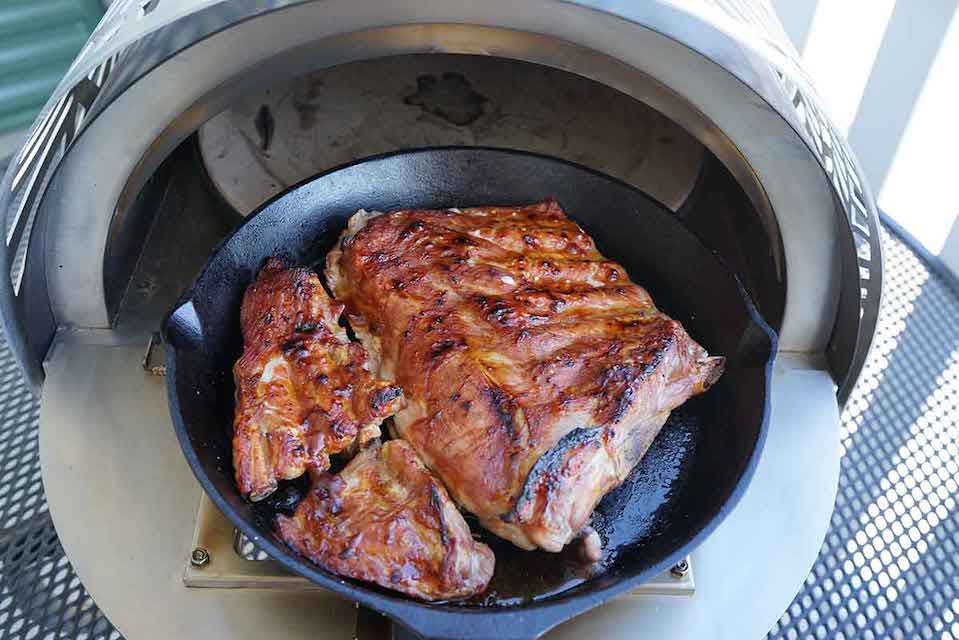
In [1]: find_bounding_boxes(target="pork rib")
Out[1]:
[277,439,495,600]
[233,258,404,501]
[326,201,724,551]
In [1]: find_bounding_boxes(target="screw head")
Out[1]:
[670,559,689,578]
[190,547,210,567]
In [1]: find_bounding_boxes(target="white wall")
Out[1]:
[772,0,959,276]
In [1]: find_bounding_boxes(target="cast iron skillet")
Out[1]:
[163,147,776,639]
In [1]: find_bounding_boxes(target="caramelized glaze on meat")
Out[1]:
[276,440,495,601]
[233,258,404,501]
[326,201,724,551]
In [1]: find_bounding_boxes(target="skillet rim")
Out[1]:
[162,145,777,638]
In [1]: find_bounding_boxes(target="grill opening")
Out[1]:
[108,54,786,339]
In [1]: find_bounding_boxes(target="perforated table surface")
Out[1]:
[0,225,956,639]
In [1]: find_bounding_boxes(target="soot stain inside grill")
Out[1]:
[404,72,487,126]
[292,74,325,130]
[254,105,275,152]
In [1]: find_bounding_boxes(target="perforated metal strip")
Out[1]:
[768,230,959,640]
[0,331,119,639]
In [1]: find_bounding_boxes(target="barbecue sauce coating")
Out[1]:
[232,258,404,501]
[277,440,495,601]
[327,200,725,552]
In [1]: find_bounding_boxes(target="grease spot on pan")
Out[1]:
[449,405,698,607]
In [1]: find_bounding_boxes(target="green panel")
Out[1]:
[0,0,88,38]
[0,104,40,133]
[0,0,104,134]
[0,25,90,76]
[0,67,65,114]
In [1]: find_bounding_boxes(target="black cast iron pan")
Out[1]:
[163,147,776,639]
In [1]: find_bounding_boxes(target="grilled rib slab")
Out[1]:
[327,201,724,551]
[277,439,495,600]
[233,258,404,501]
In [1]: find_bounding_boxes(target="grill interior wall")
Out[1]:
[109,54,785,334]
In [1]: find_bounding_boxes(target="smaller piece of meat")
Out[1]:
[277,440,495,601]
[233,258,404,501]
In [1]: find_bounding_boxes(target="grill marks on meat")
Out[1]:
[233,258,404,501]
[236,259,491,600]
[276,440,494,600]
[327,201,724,551]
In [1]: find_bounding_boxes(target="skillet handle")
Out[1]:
[389,621,546,640]
[163,300,204,349]
[369,600,581,640]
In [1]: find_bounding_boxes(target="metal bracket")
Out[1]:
[142,332,166,376]
[185,494,695,596]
